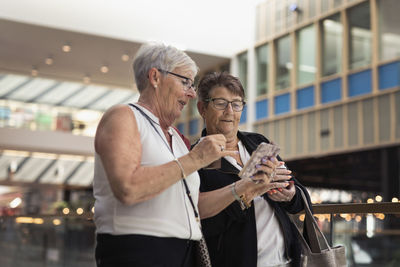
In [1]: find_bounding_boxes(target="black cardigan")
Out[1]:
[196,130,312,267]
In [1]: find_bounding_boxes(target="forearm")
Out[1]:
[108,159,187,205]
[198,187,236,219]
[198,180,249,219]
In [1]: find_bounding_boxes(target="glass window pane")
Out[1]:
[296,0,305,24]
[275,1,283,32]
[297,25,316,86]
[333,0,342,8]
[321,0,329,14]
[309,0,316,19]
[238,52,248,91]
[322,13,342,76]
[348,2,371,70]
[378,0,400,61]
[275,35,292,90]
[256,44,269,96]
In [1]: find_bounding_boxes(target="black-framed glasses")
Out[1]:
[205,98,246,112]
[157,69,195,92]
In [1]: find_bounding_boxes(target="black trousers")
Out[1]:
[95,234,195,267]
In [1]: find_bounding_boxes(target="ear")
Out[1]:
[148,67,160,89]
[197,101,206,117]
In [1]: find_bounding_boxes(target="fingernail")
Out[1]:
[272,189,276,193]
[285,183,290,187]
[235,151,240,154]
[262,158,268,163]
[290,180,294,184]
[255,164,261,169]
[278,188,283,192]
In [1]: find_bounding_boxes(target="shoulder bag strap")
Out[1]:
[128,103,200,222]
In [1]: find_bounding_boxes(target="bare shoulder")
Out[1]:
[101,104,134,123]
[95,104,139,153]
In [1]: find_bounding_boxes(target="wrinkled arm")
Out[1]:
[95,105,196,205]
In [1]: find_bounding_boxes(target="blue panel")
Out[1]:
[177,123,185,134]
[274,93,290,115]
[321,78,342,104]
[379,61,400,90]
[348,69,372,97]
[189,119,198,136]
[296,86,314,110]
[256,99,268,120]
[240,105,247,124]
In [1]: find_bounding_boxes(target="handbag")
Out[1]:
[193,234,212,267]
[293,188,347,267]
[180,166,212,267]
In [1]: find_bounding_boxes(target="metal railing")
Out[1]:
[0,202,399,267]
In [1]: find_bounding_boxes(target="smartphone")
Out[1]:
[238,142,280,180]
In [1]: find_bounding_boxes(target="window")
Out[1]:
[348,2,371,70]
[256,44,269,96]
[238,52,248,91]
[321,0,329,14]
[333,0,342,8]
[322,14,342,76]
[297,25,316,86]
[378,0,400,61]
[308,0,316,19]
[275,35,292,90]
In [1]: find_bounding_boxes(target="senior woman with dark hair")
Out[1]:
[93,44,236,267]
[195,72,312,267]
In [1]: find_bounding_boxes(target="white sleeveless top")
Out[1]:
[225,141,290,266]
[93,104,202,240]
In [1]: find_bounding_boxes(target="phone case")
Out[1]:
[238,142,280,180]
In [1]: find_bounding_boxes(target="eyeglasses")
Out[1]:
[157,69,195,92]
[205,98,246,112]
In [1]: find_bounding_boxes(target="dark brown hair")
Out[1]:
[197,72,245,102]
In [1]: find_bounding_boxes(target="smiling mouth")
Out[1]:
[221,119,233,123]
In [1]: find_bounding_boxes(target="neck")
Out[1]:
[137,92,172,130]
[225,134,239,150]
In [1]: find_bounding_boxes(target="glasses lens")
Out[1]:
[213,99,228,110]
[232,101,244,111]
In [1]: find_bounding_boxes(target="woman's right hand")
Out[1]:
[235,159,291,203]
[236,177,290,203]
[189,134,238,168]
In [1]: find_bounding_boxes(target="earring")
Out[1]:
[153,84,157,89]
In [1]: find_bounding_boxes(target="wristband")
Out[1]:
[231,182,247,210]
[173,158,186,179]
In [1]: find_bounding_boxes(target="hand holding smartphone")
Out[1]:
[238,142,280,180]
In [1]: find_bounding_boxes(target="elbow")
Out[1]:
[116,194,136,206]
[111,184,140,206]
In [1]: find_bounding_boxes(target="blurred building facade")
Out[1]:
[182,0,400,202]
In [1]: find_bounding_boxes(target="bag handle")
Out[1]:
[296,186,332,253]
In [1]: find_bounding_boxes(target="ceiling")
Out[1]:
[0,152,93,187]
[0,18,229,90]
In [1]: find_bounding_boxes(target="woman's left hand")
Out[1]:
[267,180,296,202]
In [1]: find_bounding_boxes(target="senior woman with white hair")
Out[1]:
[93,43,236,267]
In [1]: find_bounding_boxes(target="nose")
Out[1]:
[186,87,196,99]
[224,103,234,114]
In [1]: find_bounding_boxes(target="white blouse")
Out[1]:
[225,141,290,267]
